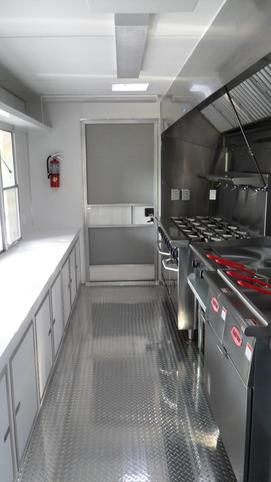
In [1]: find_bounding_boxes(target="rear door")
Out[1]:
[84,122,157,282]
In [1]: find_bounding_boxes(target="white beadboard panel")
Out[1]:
[87,206,131,226]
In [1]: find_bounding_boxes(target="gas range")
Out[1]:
[217,267,271,326]
[203,267,271,482]
[172,216,250,243]
[191,236,271,272]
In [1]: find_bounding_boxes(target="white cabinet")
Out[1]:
[35,294,53,398]
[70,248,77,306]
[62,258,71,326]
[51,273,64,356]
[11,324,38,463]
[0,373,14,482]
[75,239,81,289]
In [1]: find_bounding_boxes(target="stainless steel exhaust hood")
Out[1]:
[201,63,271,132]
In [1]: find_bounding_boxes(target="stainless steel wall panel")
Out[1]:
[161,110,220,220]
[89,226,155,265]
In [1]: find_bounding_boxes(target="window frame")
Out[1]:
[0,127,22,252]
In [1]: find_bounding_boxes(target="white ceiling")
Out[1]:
[0,0,226,100]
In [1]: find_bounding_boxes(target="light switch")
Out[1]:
[181,189,190,201]
[171,189,180,201]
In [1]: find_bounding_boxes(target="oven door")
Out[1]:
[161,257,178,315]
[204,321,251,482]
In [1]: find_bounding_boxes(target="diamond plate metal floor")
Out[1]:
[17,286,236,482]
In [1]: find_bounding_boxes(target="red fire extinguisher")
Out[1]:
[47,153,61,188]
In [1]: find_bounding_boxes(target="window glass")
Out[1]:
[0,129,21,251]
[3,187,20,246]
[0,130,15,188]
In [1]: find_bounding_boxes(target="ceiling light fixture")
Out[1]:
[0,109,10,118]
[112,83,149,92]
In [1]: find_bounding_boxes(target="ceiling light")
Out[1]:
[112,83,149,92]
[0,109,10,118]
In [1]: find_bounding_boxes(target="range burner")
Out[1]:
[171,216,249,243]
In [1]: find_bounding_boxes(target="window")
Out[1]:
[0,129,21,251]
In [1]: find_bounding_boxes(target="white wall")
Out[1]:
[28,101,160,230]
[27,100,160,279]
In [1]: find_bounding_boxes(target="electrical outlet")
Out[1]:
[171,189,180,201]
[181,189,190,201]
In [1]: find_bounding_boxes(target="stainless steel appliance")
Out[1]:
[157,216,250,332]
[204,266,271,482]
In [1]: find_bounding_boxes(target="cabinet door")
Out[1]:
[11,324,38,462]
[75,239,81,290]
[0,374,14,482]
[70,248,76,306]
[51,273,64,356]
[62,258,71,326]
[35,294,53,398]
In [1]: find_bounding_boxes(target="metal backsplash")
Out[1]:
[161,110,220,219]
[212,186,268,235]
[161,108,271,235]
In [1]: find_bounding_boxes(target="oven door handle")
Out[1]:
[157,241,170,257]
[162,258,178,273]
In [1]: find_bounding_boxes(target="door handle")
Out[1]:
[3,426,10,443]
[48,327,52,336]
[52,318,56,326]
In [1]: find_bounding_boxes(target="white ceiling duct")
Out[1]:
[89,0,199,13]
[115,14,149,78]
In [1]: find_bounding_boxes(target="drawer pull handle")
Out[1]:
[15,402,21,416]
[3,426,10,443]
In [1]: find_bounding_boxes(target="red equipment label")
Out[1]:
[211,297,219,313]
[231,326,242,347]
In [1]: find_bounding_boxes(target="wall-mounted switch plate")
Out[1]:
[181,189,190,201]
[209,189,217,200]
[171,189,180,201]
